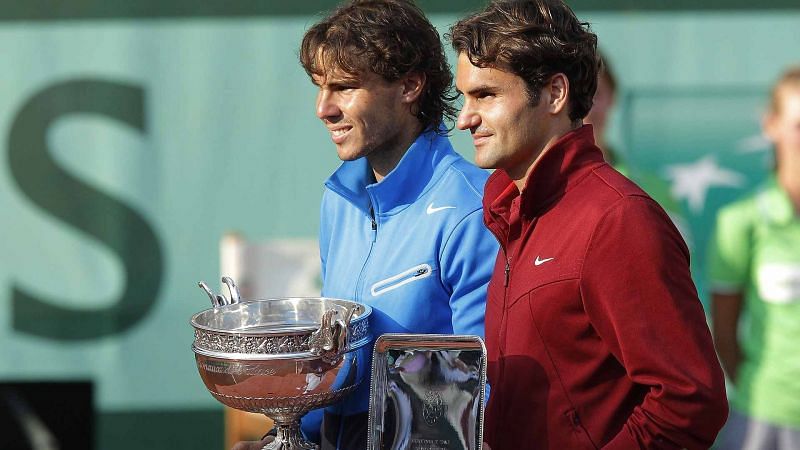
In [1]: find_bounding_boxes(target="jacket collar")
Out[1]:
[324,129,460,216]
[484,124,605,226]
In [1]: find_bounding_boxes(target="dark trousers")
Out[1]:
[321,411,369,450]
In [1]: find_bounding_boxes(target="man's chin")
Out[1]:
[335,145,362,162]
[337,154,363,162]
[474,154,496,170]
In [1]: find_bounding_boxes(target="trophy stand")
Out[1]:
[265,416,315,450]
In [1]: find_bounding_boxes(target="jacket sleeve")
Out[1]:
[580,196,728,450]
[440,208,498,337]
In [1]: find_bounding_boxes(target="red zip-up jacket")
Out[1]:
[482,125,727,449]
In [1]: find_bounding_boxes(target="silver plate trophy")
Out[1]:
[191,277,372,450]
[368,334,487,450]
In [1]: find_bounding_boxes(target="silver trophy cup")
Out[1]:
[191,278,372,450]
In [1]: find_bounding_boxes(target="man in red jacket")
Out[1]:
[449,1,728,448]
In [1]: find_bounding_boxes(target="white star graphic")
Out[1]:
[663,155,745,213]
[736,133,771,154]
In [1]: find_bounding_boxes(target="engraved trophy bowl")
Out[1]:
[191,279,372,450]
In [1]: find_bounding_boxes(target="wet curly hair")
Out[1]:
[300,0,457,134]
[449,0,600,121]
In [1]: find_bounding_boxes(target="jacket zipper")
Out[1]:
[370,263,432,297]
[487,228,511,291]
[353,203,378,302]
[487,229,510,439]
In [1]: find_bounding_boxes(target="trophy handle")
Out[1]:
[222,276,242,304]
[309,309,338,355]
[198,281,225,307]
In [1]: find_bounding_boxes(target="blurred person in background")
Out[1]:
[709,65,800,450]
[585,53,692,246]
[233,0,497,449]
[450,0,728,448]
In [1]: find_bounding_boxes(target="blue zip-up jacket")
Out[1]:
[301,130,497,445]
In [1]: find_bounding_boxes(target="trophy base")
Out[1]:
[264,418,317,450]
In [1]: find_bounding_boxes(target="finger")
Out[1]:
[230,441,266,450]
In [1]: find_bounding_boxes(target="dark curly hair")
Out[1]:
[300,0,456,134]
[448,0,600,121]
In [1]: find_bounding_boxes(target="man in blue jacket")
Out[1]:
[233,1,497,449]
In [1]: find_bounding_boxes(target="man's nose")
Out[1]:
[316,91,341,120]
[457,103,480,130]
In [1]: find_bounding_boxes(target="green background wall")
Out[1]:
[1,2,798,448]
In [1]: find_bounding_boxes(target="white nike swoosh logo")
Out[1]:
[426,203,456,215]
[534,256,554,266]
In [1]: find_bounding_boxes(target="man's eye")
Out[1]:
[478,92,495,99]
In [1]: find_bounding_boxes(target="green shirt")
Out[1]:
[708,176,800,426]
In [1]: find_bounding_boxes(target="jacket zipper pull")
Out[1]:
[369,206,377,230]
[504,260,510,286]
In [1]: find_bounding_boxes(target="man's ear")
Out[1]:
[763,111,778,143]
[546,73,570,116]
[400,72,426,104]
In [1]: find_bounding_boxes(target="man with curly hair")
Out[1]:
[449,1,728,448]
[235,1,497,449]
